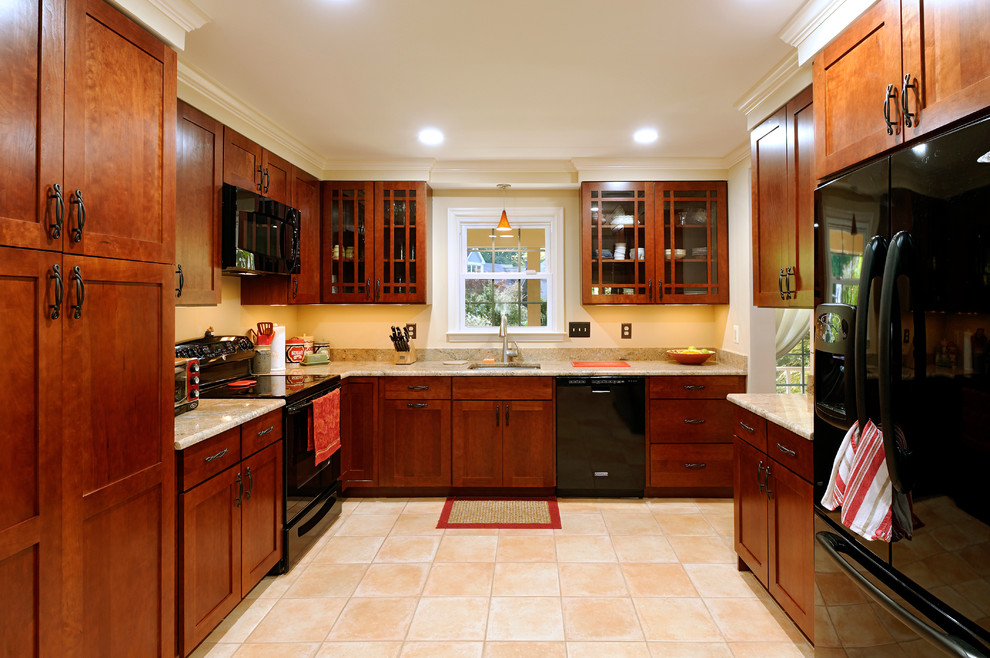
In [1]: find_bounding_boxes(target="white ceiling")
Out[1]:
[177,0,810,173]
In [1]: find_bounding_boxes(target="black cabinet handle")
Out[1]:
[256,165,263,191]
[757,460,766,494]
[70,266,84,319]
[245,466,253,500]
[683,385,705,390]
[263,168,270,194]
[778,268,786,300]
[376,278,381,299]
[292,276,298,299]
[505,402,509,426]
[902,73,917,128]
[683,418,706,424]
[776,442,797,458]
[684,463,707,469]
[495,403,500,427]
[49,264,63,320]
[175,264,184,298]
[648,279,653,301]
[235,472,243,507]
[739,421,755,433]
[765,465,774,499]
[785,266,795,299]
[408,385,430,391]
[49,184,64,239]
[658,279,663,301]
[257,426,274,437]
[366,278,372,299]
[70,189,86,242]
[883,83,897,135]
[407,402,428,408]
[204,448,228,463]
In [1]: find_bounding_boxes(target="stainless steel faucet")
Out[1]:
[499,313,519,363]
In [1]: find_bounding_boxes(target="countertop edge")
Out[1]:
[727,393,814,441]
[174,399,286,450]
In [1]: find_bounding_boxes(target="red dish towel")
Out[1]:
[821,419,913,542]
[308,388,340,467]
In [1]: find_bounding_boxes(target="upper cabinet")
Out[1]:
[751,86,815,307]
[222,127,291,206]
[581,181,728,305]
[814,0,990,179]
[322,181,429,304]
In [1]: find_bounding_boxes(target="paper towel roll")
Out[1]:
[270,325,286,373]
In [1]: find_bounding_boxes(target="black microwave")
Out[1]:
[221,183,301,276]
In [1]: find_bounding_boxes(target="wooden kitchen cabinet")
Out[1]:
[323,181,430,304]
[222,127,292,206]
[341,377,379,489]
[380,379,451,487]
[732,406,814,641]
[176,100,223,305]
[751,87,815,307]
[581,181,728,304]
[814,0,990,178]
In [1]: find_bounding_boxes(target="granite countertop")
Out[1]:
[174,399,285,450]
[727,393,813,440]
[283,359,747,378]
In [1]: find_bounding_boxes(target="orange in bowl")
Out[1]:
[667,348,714,365]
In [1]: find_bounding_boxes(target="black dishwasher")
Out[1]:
[556,377,646,497]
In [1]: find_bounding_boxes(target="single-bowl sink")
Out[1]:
[467,362,541,370]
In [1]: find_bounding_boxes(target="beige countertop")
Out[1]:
[283,359,747,378]
[727,393,814,440]
[174,399,285,450]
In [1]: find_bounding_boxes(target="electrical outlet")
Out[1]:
[404,323,417,340]
[569,322,591,338]
[621,323,632,339]
[903,328,910,344]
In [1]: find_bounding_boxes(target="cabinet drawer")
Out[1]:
[650,376,746,399]
[384,377,452,399]
[733,407,767,452]
[768,423,812,482]
[241,409,283,457]
[452,376,553,400]
[650,444,733,488]
[180,427,242,492]
[650,400,734,443]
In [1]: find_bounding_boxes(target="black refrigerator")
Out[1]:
[813,113,990,656]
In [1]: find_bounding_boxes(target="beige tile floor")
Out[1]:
[191,497,813,657]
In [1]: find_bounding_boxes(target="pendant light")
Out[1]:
[496,183,512,235]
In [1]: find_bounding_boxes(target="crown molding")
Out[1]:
[779,0,879,65]
[735,52,802,117]
[322,160,436,181]
[572,157,734,182]
[723,142,751,169]
[106,0,209,50]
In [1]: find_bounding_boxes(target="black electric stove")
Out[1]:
[176,332,343,573]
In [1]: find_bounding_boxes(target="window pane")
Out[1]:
[465,227,546,274]
[463,277,548,328]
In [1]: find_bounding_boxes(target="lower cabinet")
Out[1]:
[341,377,379,489]
[178,412,284,656]
[380,378,452,487]
[732,406,814,642]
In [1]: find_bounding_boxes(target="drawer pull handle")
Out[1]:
[777,443,797,458]
[245,466,253,500]
[683,384,706,390]
[257,426,274,437]
[757,460,766,494]
[683,419,706,424]
[234,472,243,507]
[408,402,429,408]
[204,448,228,463]
[408,385,430,391]
[739,421,755,433]
[684,463,707,469]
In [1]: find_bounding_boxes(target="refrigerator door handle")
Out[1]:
[854,235,889,430]
[816,530,985,658]
[877,231,925,494]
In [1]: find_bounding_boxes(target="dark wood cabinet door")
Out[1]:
[655,181,729,303]
[179,466,241,655]
[902,0,990,140]
[751,105,789,307]
[0,0,63,253]
[733,437,769,587]
[813,0,902,178]
[322,182,375,303]
[451,401,502,487]
[240,441,283,595]
[63,0,176,264]
[176,100,223,305]
[60,255,174,657]
[222,127,262,193]
[0,247,62,657]
[767,460,814,641]
[380,399,451,487]
[290,167,321,303]
[261,150,291,206]
[582,181,656,304]
[374,182,428,303]
[788,88,815,307]
[502,400,555,488]
[341,378,378,488]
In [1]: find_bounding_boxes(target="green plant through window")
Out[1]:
[464,228,547,328]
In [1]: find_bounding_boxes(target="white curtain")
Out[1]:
[775,308,811,359]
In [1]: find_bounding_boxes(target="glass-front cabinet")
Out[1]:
[322,181,429,304]
[581,181,728,305]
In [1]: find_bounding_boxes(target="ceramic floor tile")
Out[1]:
[622,563,698,597]
[481,641,567,657]
[327,598,418,641]
[352,499,409,515]
[611,535,679,563]
[402,498,447,515]
[405,597,490,641]
[602,511,664,536]
[496,527,553,536]
[353,563,430,597]
[561,597,644,641]
[704,513,734,538]
[633,597,724,642]
[390,513,446,536]
[496,535,557,562]
[486,597,565,641]
[312,536,386,563]
[374,536,441,563]
[566,641,651,657]
[684,563,762,598]
[705,598,797,642]
[598,499,649,512]
[492,562,560,596]
[335,514,400,536]
[558,563,628,597]
[645,642,733,657]
[645,499,701,514]
[284,563,369,598]
[422,562,494,597]
[554,513,609,535]
[188,643,240,658]
[315,641,403,657]
[399,642,483,657]
[555,499,600,513]
[693,499,733,515]
[444,528,501,536]
[435,535,499,562]
[667,535,736,564]
[554,535,617,562]
[232,644,321,657]
[727,641,814,657]
[653,513,717,536]
[245,597,348,643]
[205,597,278,644]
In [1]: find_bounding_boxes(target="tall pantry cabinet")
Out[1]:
[0,0,176,655]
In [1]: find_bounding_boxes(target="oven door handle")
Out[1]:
[816,531,985,658]
[286,399,314,415]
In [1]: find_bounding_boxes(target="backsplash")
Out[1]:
[326,347,746,368]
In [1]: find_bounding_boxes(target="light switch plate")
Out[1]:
[569,322,591,338]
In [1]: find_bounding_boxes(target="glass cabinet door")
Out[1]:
[376,182,427,303]
[582,182,655,304]
[655,182,728,304]
[322,182,374,302]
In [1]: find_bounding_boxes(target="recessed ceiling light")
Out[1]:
[633,128,658,144]
[418,128,444,146]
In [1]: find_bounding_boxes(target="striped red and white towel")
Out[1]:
[821,419,912,543]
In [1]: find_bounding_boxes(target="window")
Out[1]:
[776,335,810,394]
[447,208,565,341]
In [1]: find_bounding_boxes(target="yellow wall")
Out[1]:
[175,277,300,341]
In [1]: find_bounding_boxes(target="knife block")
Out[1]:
[394,342,417,365]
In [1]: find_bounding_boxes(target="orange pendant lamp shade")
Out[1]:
[496,209,512,231]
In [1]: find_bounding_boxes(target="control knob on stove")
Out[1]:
[190,375,200,386]
[189,389,199,399]
[190,362,199,372]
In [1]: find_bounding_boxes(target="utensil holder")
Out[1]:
[394,342,417,365]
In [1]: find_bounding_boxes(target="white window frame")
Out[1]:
[446,207,565,342]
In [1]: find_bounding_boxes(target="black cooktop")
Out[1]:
[199,373,340,401]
